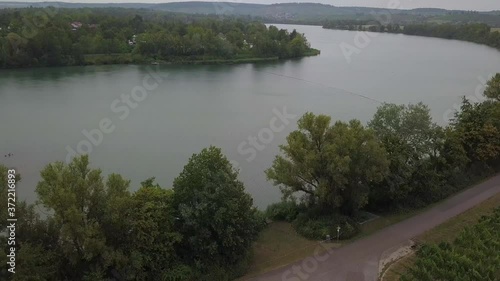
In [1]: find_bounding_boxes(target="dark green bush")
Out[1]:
[292,213,360,240]
[265,201,303,222]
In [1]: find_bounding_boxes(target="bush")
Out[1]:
[292,213,360,241]
[401,208,500,281]
[265,201,303,222]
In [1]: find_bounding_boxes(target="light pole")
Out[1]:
[337,226,341,242]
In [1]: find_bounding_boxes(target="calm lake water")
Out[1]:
[1,24,500,208]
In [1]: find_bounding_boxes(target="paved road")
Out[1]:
[250,175,500,281]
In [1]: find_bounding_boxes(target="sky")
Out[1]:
[1,0,499,11]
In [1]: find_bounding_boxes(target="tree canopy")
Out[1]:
[485,73,500,101]
[172,146,263,277]
[266,113,389,215]
[1,148,262,280]
[0,8,316,68]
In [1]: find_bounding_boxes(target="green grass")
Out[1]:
[304,48,321,56]
[381,192,500,281]
[382,253,417,281]
[238,222,339,279]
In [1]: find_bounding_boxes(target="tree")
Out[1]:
[127,186,188,281]
[368,103,443,208]
[172,146,262,275]
[452,98,500,164]
[288,33,309,57]
[266,113,389,215]
[484,73,500,101]
[35,155,132,280]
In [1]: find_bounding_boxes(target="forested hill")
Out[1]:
[0,8,319,68]
[0,1,476,15]
[2,2,500,27]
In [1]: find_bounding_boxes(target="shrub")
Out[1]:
[292,213,360,241]
[265,201,303,222]
[401,208,500,281]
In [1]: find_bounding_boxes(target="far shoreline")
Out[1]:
[0,49,321,70]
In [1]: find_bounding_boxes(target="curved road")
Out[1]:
[250,175,500,281]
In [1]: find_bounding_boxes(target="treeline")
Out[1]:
[265,74,500,239]
[0,7,317,68]
[0,147,265,280]
[323,20,403,33]
[401,208,500,281]
[400,23,500,49]
[324,21,500,50]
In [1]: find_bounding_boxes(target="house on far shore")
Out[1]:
[71,21,83,31]
[128,35,137,46]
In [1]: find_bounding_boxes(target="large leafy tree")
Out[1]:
[172,146,262,274]
[367,103,445,208]
[452,98,500,164]
[35,155,132,279]
[369,103,440,158]
[127,186,189,281]
[266,113,389,215]
[484,73,500,101]
[34,155,185,280]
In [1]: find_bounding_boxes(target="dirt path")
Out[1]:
[249,175,500,281]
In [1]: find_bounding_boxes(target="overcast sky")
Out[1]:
[1,0,499,11]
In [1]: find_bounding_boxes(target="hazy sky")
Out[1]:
[1,0,499,11]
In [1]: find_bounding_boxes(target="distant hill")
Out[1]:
[1,2,499,26]
[0,1,469,15]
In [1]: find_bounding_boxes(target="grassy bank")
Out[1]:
[237,222,340,280]
[240,209,426,279]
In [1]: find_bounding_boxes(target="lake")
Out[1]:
[1,24,500,209]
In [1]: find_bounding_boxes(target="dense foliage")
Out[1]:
[172,147,264,279]
[266,75,500,239]
[0,147,264,280]
[266,115,389,216]
[265,201,304,222]
[0,7,316,68]
[401,208,500,281]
